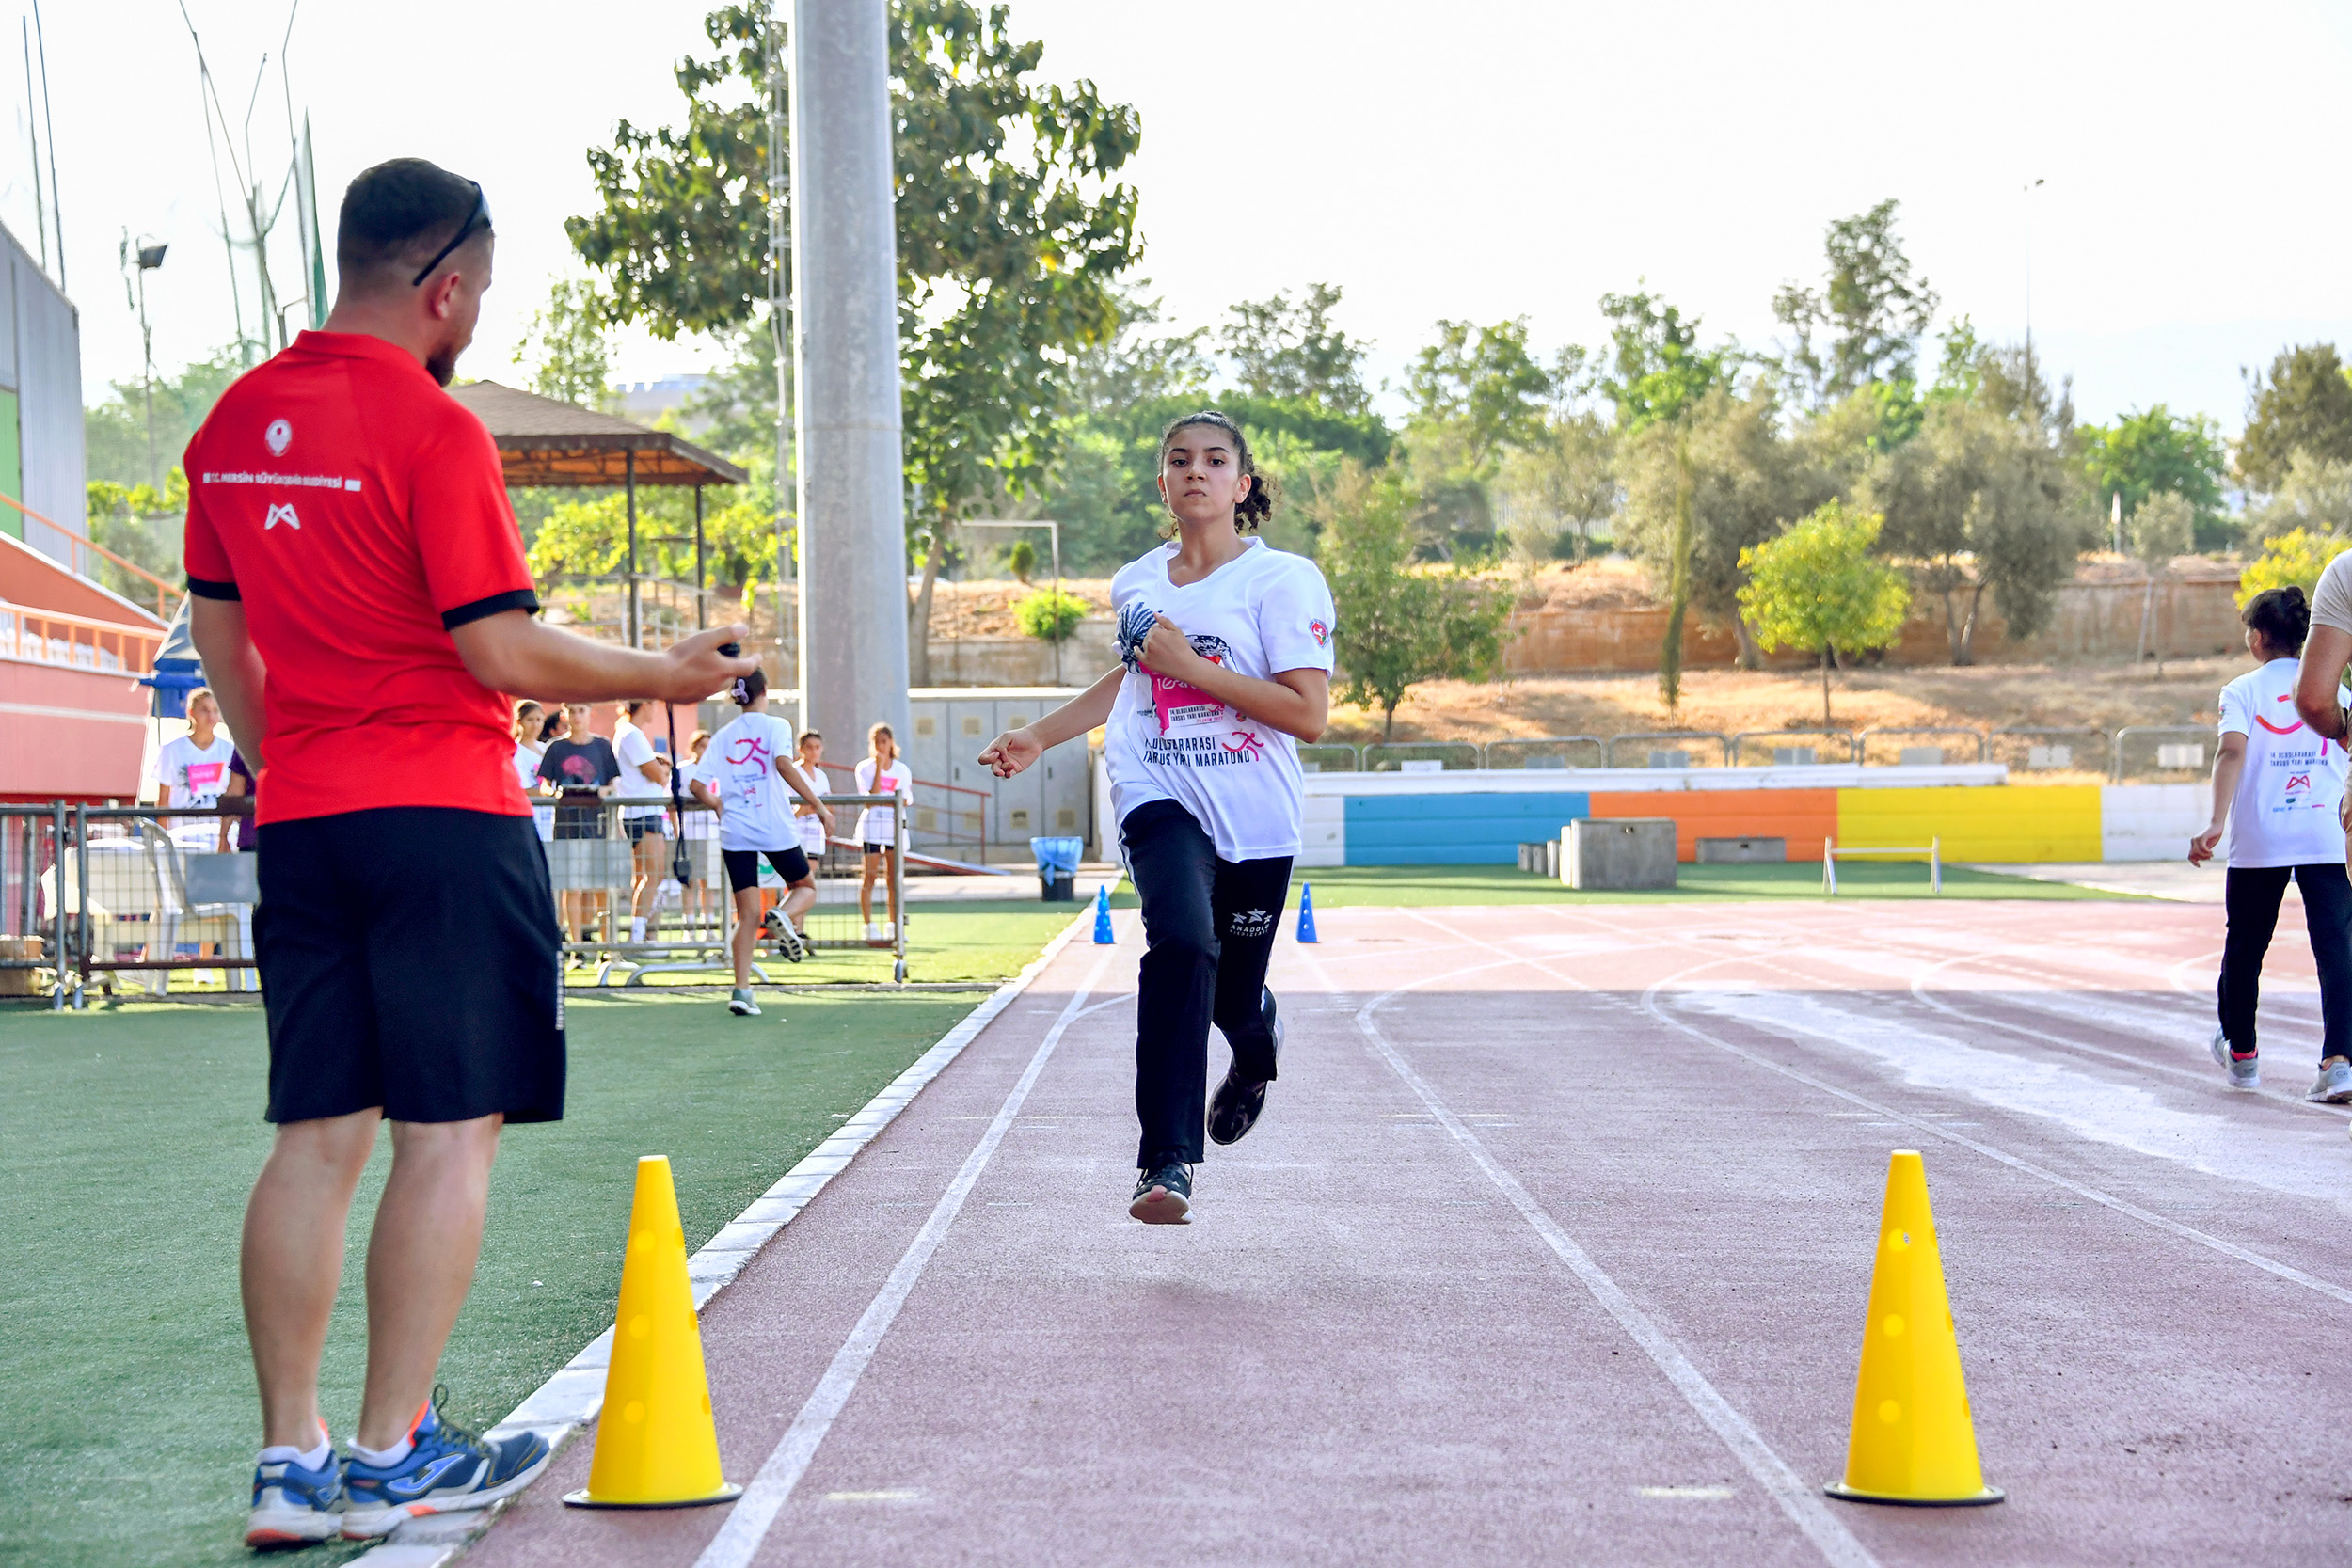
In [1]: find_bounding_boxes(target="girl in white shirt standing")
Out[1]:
[689,668,834,1015]
[853,723,912,942]
[979,411,1337,1224]
[510,701,554,843]
[157,687,239,850]
[2189,585,2352,1101]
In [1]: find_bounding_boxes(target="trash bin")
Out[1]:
[1031,835,1082,902]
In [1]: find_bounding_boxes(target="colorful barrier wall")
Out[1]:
[1299,773,2184,868]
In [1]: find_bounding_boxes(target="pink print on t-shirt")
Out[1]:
[185,761,226,790]
[1149,652,1225,733]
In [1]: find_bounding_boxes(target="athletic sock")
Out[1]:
[630,917,646,942]
[260,1432,334,1470]
[350,1434,414,1468]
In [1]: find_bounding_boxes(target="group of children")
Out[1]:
[503,686,912,1009]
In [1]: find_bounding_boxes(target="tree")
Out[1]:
[1004,538,1037,582]
[2240,529,2352,606]
[1320,462,1515,738]
[2239,343,2352,493]
[513,278,614,408]
[1772,199,1938,406]
[1494,411,1615,563]
[1865,397,2083,664]
[1219,283,1371,414]
[82,347,246,489]
[1595,286,1733,433]
[2126,492,2194,669]
[566,0,1144,679]
[1618,385,1822,667]
[2077,405,2225,546]
[1737,502,1913,725]
[1405,318,1552,467]
[2241,451,2352,546]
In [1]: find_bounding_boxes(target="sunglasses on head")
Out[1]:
[410,182,490,288]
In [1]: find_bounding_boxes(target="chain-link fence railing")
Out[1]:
[1296,743,1360,774]
[1361,741,1483,772]
[1,805,68,1006]
[2111,725,2216,783]
[1986,727,2110,781]
[1857,726,1989,767]
[1605,732,1733,768]
[1729,729,1860,767]
[1484,736,1606,770]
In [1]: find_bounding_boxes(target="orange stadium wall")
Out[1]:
[1586,790,1838,863]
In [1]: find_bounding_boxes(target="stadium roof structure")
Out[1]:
[447,380,748,487]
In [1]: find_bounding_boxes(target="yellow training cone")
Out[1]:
[563,1156,741,1510]
[1824,1150,2003,1507]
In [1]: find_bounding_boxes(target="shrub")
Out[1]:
[1014,588,1089,641]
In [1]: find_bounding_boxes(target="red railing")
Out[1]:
[0,492,184,623]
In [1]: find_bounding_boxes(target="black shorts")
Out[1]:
[553,803,605,839]
[255,807,564,1125]
[723,846,812,893]
[623,815,668,844]
[861,841,890,857]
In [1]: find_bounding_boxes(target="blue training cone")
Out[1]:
[1295,882,1319,943]
[1092,883,1116,944]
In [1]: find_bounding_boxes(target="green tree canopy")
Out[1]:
[1737,500,1913,724]
[83,347,246,489]
[2240,528,2352,606]
[2076,404,2225,540]
[513,278,615,409]
[2239,343,2352,493]
[2242,451,2352,546]
[1219,283,1372,415]
[1772,198,1938,406]
[1595,287,1733,433]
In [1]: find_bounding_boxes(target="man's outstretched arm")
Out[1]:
[449,611,755,705]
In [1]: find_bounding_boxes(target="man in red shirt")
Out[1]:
[186,158,755,1547]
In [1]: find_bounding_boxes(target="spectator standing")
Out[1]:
[853,722,911,942]
[536,703,620,942]
[510,701,553,843]
[182,155,755,1547]
[224,750,256,853]
[157,687,238,849]
[690,667,832,1014]
[611,700,672,942]
[677,729,720,929]
[792,730,830,871]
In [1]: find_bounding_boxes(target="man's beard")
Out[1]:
[425,343,461,387]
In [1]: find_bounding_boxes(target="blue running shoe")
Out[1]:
[340,1386,551,1540]
[245,1439,343,1549]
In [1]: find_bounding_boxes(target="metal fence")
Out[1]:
[1857,726,1989,766]
[1484,736,1606,770]
[1730,729,1860,767]
[1604,732,1734,768]
[1296,743,1360,774]
[1986,727,2109,778]
[1,792,922,1003]
[1361,741,1483,772]
[2111,725,2215,783]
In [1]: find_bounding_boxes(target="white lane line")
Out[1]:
[691,940,1124,1568]
[1300,938,1878,1568]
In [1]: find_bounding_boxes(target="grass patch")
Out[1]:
[0,990,977,1568]
[1288,861,2141,907]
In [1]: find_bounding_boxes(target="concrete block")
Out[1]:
[1565,818,1677,890]
[1696,835,1787,863]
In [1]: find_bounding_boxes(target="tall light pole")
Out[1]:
[2023,177,2045,425]
[120,234,169,488]
[789,0,910,748]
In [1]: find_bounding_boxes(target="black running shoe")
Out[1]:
[1208,989,1281,1146]
[1129,1160,1192,1224]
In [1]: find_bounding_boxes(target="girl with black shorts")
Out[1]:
[690,667,834,1015]
[980,410,1337,1223]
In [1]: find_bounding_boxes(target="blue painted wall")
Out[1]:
[1343,792,1590,865]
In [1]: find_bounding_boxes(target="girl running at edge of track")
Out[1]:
[977,409,1337,1224]
[690,666,834,1015]
[2189,585,2352,1101]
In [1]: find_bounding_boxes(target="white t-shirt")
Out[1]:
[2217,657,2350,867]
[514,741,555,841]
[679,753,718,839]
[158,733,237,810]
[706,711,811,852]
[792,754,831,856]
[1104,538,1337,861]
[854,757,912,846]
[612,720,669,818]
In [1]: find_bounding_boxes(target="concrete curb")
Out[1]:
[376,908,1098,1564]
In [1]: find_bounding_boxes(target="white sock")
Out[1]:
[630,917,646,942]
[349,1433,414,1467]
[260,1431,333,1470]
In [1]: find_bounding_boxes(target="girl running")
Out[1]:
[689,667,834,1015]
[854,723,912,942]
[2189,586,2352,1100]
[978,410,1336,1223]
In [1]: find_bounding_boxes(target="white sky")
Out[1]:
[24,0,2352,436]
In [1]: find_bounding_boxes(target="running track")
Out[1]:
[466,898,2352,1567]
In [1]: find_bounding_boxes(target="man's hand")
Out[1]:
[653,626,758,704]
[2188,826,2223,865]
[1139,616,1199,677]
[450,612,757,704]
[977,728,1041,779]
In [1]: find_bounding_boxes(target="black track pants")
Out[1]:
[2219,862,2352,1063]
[1121,800,1293,1166]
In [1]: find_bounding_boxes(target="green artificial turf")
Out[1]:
[1287,861,2142,908]
[0,990,977,1568]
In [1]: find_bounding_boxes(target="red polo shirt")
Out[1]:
[183,331,536,825]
